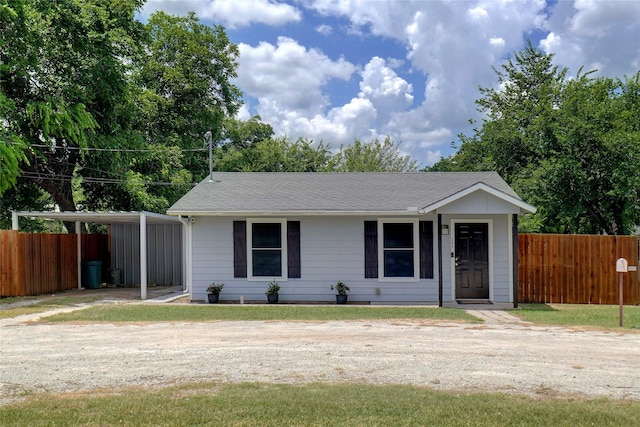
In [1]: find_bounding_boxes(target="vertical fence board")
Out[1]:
[0,231,21,296]
[519,234,639,305]
[0,231,109,297]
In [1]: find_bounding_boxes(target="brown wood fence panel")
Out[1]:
[518,234,640,305]
[0,230,109,297]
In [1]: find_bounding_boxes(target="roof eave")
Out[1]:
[166,210,427,217]
[419,182,537,215]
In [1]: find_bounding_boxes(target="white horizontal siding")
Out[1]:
[438,191,521,214]
[190,215,442,303]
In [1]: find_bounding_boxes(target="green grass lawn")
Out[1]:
[0,296,104,319]
[1,382,638,426]
[512,304,640,330]
[39,303,480,323]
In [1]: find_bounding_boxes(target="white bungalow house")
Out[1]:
[167,172,535,306]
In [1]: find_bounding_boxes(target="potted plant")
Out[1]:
[265,281,280,304]
[331,280,350,304]
[206,283,224,304]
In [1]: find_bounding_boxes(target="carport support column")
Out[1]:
[438,214,443,307]
[76,221,82,289]
[140,212,147,300]
[185,219,193,296]
[512,214,518,309]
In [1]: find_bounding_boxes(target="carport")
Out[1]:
[11,211,186,300]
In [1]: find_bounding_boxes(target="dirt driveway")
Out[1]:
[1,302,639,404]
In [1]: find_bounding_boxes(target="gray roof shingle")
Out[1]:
[167,172,526,215]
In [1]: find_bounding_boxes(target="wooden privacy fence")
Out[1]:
[518,234,640,305]
[0,230,109,297]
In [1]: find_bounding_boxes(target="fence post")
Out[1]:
[616,258,628,327]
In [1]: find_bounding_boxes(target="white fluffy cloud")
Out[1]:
[541,0,640,76]
[142,1,640,166]
[141,0,301,27]
[293,0,551,163]
[236,44,416,147]
[359,57,413,118]
[237,37,356,114]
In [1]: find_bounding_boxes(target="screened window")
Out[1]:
[365,219,432,281]
[235,219,299,280]
[383,222,415,277]
[251,222,283,277]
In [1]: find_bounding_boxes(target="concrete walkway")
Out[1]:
[464,309,529,324]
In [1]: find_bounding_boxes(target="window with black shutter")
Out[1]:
[233,221,247,278]
[364,221,378,278]
[287,221,301,278]
[233,220,301,279]
[419,221,434,279]
[364,219,434,280]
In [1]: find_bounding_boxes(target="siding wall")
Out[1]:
[111,224,182,286]
[190,214,514,304]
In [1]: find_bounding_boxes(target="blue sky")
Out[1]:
[140,0,640,167]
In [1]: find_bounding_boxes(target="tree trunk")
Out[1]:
[25,167,80,234]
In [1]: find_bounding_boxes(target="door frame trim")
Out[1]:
[450,219,493,301]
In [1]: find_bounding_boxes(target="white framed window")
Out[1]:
[247,218,287,280]
[378,218,419,281]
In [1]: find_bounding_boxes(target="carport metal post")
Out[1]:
[140,212,147,300]
[76,221,82,289]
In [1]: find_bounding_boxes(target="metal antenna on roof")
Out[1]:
[204,131,213,182]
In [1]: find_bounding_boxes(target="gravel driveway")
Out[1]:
[1,304,639,405]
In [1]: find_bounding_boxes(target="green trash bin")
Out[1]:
[82,260,102,289]
[109,268,122,286]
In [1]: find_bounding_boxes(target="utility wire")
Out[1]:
[1,141,208,153]
[20,172,197,187]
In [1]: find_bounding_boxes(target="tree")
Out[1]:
[215,136,333,172]
[425,122,492,172]
[82,10,242,212]
[0,0,143,231]
[428,42,640,234]
[213,135,418,174]
[221,116,274,150]
[333,136,418,172]
[1,4,243,227]
[530,74,640,234]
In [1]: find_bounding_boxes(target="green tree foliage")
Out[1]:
[333,137,418,172]
[429,43,640,235]
[0,0,143,230]
[82,10,242,212]
[1,2,244,227]
[213,134,416,174]
[222,116,274,150]
[530,74,640,234]
[215,136,333,172]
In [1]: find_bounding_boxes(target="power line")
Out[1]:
[1,141,208,153]
[20,172,197,187]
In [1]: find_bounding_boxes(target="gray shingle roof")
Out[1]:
[167,172,527,215]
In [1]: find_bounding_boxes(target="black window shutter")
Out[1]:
[364,221,378,278]
[287,221,301,278]
[419,221,434,279]
[233,221,247,278]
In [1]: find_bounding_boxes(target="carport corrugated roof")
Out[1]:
[12,211,181,225]
[12,211,185,300]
